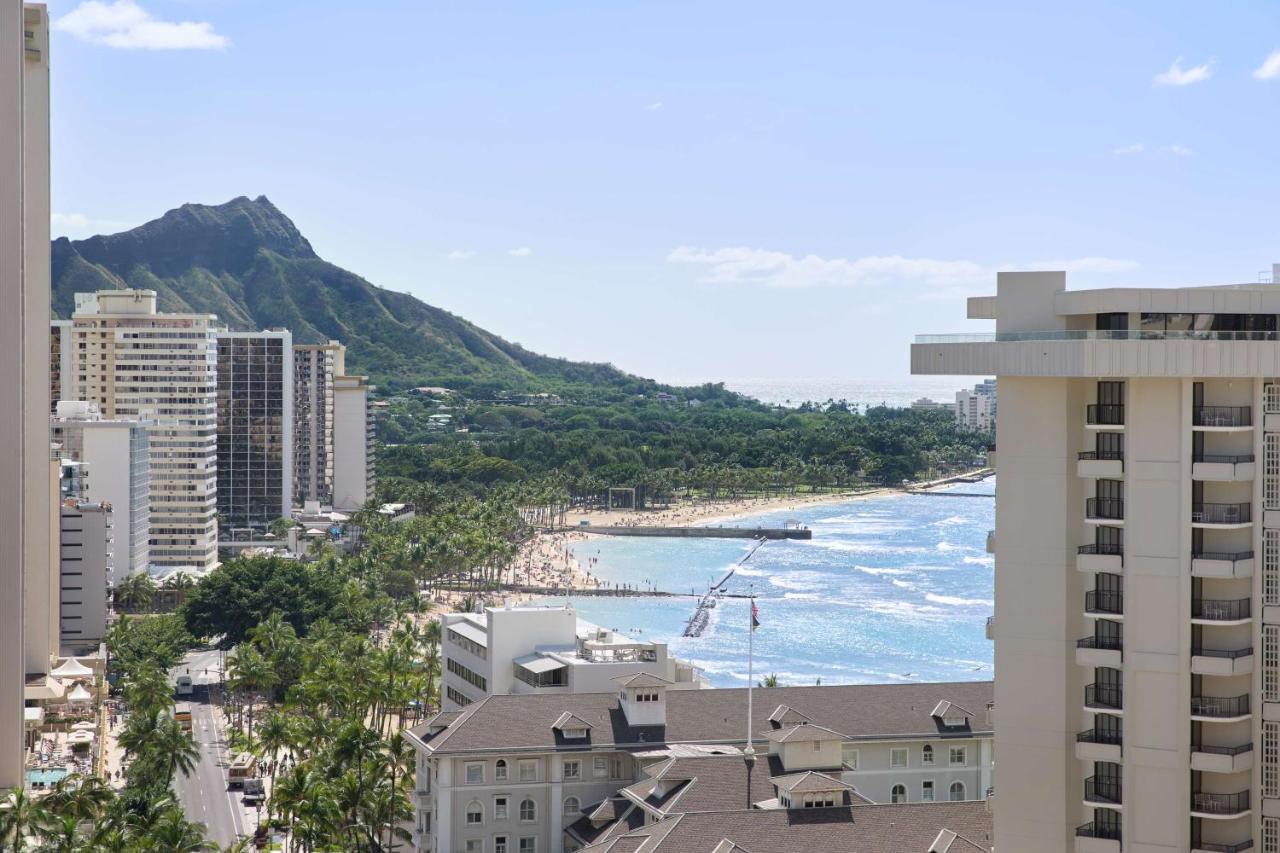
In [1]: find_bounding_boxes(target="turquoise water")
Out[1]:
[538,479,995,688]
[26,768,68,786]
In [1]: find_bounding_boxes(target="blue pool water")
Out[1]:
[26,768,68,786]
[537,479,994,688]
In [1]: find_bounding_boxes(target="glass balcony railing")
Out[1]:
[1191,695,1250,718]
[1193,406,1252,428]
[1191,503,1252,524]
[1086,498,1125,520]
[1191,791,1250,816]
[1191,598,1252,621]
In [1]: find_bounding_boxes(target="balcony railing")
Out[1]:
[1084,776,1122,805]
[1085,590,1124,615]
[1191,791,1250,816]
[1191,695,1250,718]
[1194,841,1255,852]
[1086,405,1126,426]
[916,330,1280,343]
[1079,450,1125,461]
[1086,498,1125,520]
[1191,503,1252,524]
[1078,634,1123,652]
[1085,683,1123,711]
[1075,821,1121,841]
[1077,728,1123,746]
[1079,543,1124,556]
[1193,407,1252,428]
[1193,454,1255,464]
[1192,550,1254,563]
[1192,742,1253,757]
[1191,646,1253,660]
[1192,598,1252,621]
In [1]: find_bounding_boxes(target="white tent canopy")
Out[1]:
[50,659,93,679]
[67,683,92,703]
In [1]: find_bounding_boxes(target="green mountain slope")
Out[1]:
[51,196,658,394]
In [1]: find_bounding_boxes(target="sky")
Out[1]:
[44,0,1280,385]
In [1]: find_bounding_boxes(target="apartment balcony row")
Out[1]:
[1192,406,1252,430]
[1191,694,1251,722]
[1191,597,1252,625]
[1191,503,1252,529]
[1077,635,1123,668]
[1073,546,1255,576]
[1192,454,1255,482]
[1075,727,1122,763]
[1075,822,1121,853]
[1191,646,1254,677]
[1078,450,1123,479]
[1191,741,1254,775]
[1191,791,1251,819]
[1083,776,1122,809]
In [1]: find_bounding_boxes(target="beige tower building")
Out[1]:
[294,341,373,510]
[70,290,219,570]
[1,0,53,789]
[912,267,1280,852]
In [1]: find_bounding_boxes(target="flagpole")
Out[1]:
[744,582,756,808]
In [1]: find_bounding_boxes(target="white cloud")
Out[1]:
[53,0,228,50]
[1164,144,1193,156]
[667,246,1139,290]
[445,250,476,261]
[50,212,127,236]
[1153,57,1213,86]
[1113,143,1145,155]
[1253,50,1280,80]
[646,101,663,111]
[508,247,533,257]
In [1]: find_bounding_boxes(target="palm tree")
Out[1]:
[42,773,113,822]
[145,805,216,852]
[151,712,201,785]
[124,664,173,719]
[0,787,50,852]
[759,673,780,688]
[112,572,156,612]
[255,709,291,815]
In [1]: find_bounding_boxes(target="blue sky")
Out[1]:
[46,0,1280,383]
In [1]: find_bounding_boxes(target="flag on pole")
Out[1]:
[751,599,760,630]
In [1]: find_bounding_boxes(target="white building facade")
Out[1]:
[954,379,997,433]
[69,290,219,570]
[58,499,112,651]
[911,267,1280,853]
[333,372,373,511]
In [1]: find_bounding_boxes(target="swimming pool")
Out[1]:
[26,768,67,786]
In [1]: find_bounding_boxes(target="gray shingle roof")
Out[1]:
[410,681,993,755]
[581,802,994,853]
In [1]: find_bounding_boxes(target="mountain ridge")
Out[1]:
[50,196,664,395]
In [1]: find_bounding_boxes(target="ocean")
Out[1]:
[536,478,995,688]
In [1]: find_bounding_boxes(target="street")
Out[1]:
[169,649,254,847]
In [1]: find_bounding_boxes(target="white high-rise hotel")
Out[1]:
[70,290,219,569]
[913,266,1280,853]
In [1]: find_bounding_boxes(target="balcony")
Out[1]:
[1192,454,1255,482]
[1075,728,1122,763]
[1086,498,1125,523]
[1084,683,1123,713]
[1191,598,1251,625]
[986,529,994,554]
[1085,590,1124,618]
[1193,841,1255,853]
[1191,742,1254,775]
[1192,406,1252,431]
[1074,822,1121,853]
[1078,450,1124,479]
[1077,635,1123,668]
[985,616,994,640]
[1191,503,1252,529]
[1191,646,1254,677]
[1191,694,1250,722]
[1191,791,1251,819]
[1083,776,1122,809]
[1191,551,1254,579]
[1077,543,1123,573]
[1086,405,1125,427]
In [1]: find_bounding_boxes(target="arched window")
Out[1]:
[465,801,483,825]
[563,796,580,816]
[520,798,537,822]
[495,759,508,781]
[921,745,934,765]
[949,782,966,802]
[890,784,907,804]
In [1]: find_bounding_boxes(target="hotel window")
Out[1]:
[891,784,907,804]
[519,839,536,853]
[519,760,538,782]
[466,802,483,825]
[921,745,934,765]
[519,799,536,822]
[563,760,580,780]
[610,758,624,779]
[890,748,908,768]
[465,763,485,785]
[921,781,935,802]
[563,796,580,816]
[949,747,967,767]
[841,746,858,769]
[495,838,508,853]
[465,842,481,853]
[495,760,508,781]
[593,757,608,778]
[494,797,508,820]
[949,781,966,801]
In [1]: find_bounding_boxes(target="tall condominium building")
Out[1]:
[955,379,997,433]
[50,318,69,412]
[912,267,1280,853]
[294,341,374,510]
[52,401,150,574]
[57,498,113,651]
[69,290,219,570]
[1,0,52,789]
[215,331,293,538]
